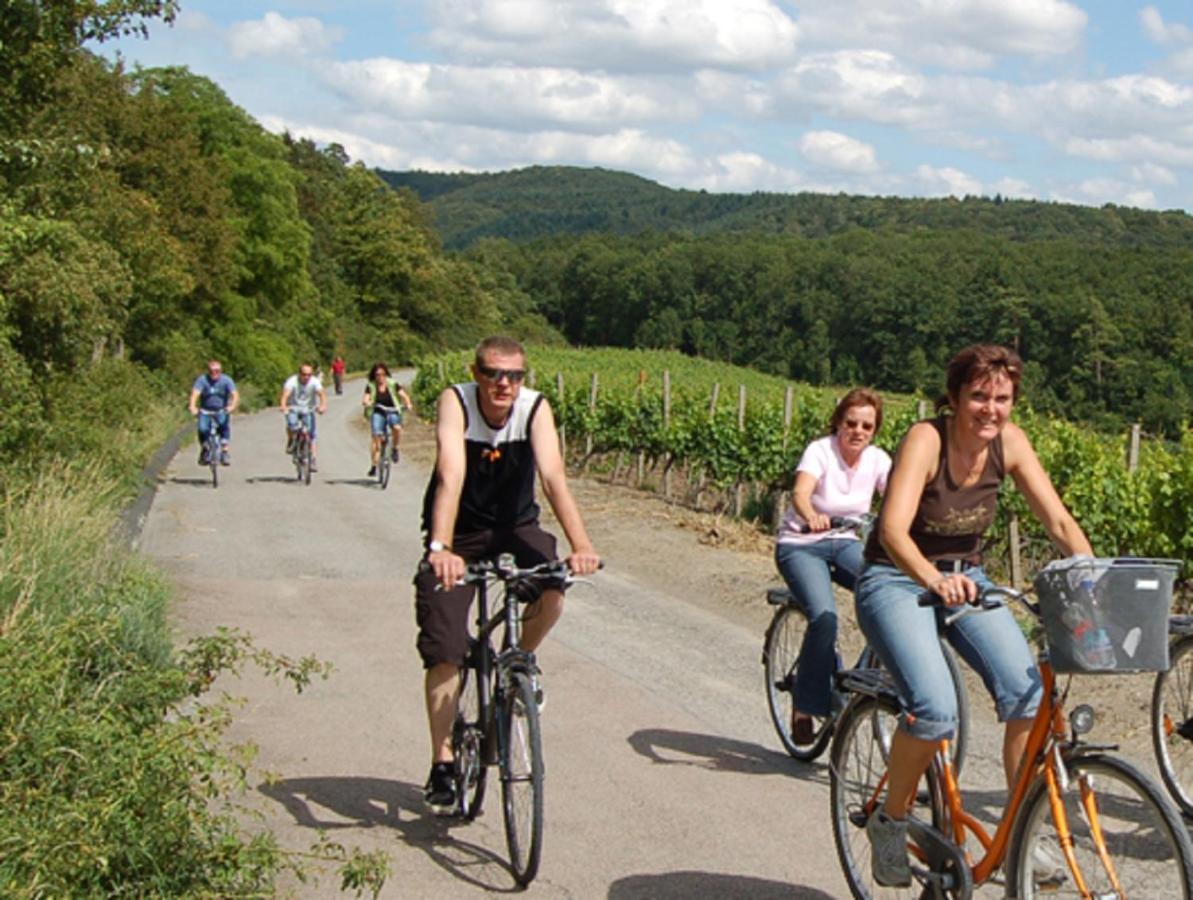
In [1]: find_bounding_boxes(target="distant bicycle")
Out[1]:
[763,515,969,773]
[1152,613,1193,817]
[287,410,315,485]
[449,556,592,886]
[373,404,401,489]
[195,410,224,489]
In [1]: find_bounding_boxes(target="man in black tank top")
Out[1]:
[414,336,600,814]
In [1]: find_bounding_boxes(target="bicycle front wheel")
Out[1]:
[453,665,488,820]
[500,670,544,886]
[1153,633,1193,817]
[830,693,939,900]
[763,604,834,760]
[1007,753,1193,899]
[379,452,391,489]
[209,441,219,489]
[301,439,312,485]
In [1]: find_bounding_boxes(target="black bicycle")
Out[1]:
[1152,613,1193,817]
[196,411,223,488]
[287,410,314,485]
[450,556,581,886]
[763,515,969,772]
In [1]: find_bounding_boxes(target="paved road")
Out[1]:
[139,383,896,898]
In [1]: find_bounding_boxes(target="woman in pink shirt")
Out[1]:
[774,388,891,747]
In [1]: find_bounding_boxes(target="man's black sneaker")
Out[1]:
[368,465,377,477]
[392,447,400,463]
[424,762,457,815]
[198,449,209,466]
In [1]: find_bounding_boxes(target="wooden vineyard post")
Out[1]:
[1128,423,1141,473]
[1008,515,1023,587]
[556,372,566,462]
[775,384,795,527]
[662,370,672,499]
[583,372,598,471]
[917,398,930,420]
[694,383,720,507]
[734,385,747,517]
[636,370,646,486]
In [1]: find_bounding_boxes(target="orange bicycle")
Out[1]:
[830,557,1192,899]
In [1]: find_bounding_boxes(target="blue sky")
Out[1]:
[99,1,1193,211]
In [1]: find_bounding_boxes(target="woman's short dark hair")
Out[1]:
[369,362,390,382]
[936,344,1023,413]
[829,388,884,435]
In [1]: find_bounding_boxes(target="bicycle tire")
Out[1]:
[829,693,947,900]
[379,438,391,489]
[1007,753,1193,899]
[299,437,311,485]
[453,665,488,820]
[208,436,219,489]
[500,670,544,886]
[1153,633,1193,817]
[763,604,834,760]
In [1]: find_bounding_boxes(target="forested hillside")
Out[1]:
[382,166,1193,436]
[380,165,1193,251]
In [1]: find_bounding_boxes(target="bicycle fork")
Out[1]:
[1044,751,1124,899]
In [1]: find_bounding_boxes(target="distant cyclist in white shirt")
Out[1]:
[774,388,891,747]
[280,364,327,471]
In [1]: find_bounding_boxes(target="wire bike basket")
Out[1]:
[1034,557,1180,673]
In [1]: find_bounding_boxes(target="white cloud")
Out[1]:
[690,151,807,192]
[991,176,1034,198]
[771,51,939,126]
[321,58,696,133]
[794,0,1086,70]
[1066,177,1157,209]
[1140,6,1193,46]
[1064,134,1193,168]
[227,12,342,61]
[798,130,879,173]
[1131,162,1177,186]
[428,0,799,72]
[914,164,982,198]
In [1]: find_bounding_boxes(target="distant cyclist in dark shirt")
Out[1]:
[362,362,414,476]
[415,335,600,814]
[187,360,239,466]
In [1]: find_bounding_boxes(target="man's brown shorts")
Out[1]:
[414,522,560,669]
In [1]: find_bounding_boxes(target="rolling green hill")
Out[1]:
[378,164,1193,251]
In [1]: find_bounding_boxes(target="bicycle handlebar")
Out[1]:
[917,582,1038,625]
[793,514,871,535]
[460,557,602,588]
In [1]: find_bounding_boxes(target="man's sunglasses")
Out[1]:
[478,365,526,383]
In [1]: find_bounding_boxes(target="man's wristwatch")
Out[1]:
[428,540,450,553]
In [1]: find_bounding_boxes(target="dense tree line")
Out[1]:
[381,165,1193,252]
[465,230,1193,437]
[0,9,556,474]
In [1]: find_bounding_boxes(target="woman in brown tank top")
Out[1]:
[854,344,1093,888]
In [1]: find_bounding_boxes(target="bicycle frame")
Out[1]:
[886,632,1126,892]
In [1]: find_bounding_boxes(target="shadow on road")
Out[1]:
[169,476,217,488]
[323,477,381,488]
[259,775,522,893]
[244,474,307,484]
[609,871,833,899]
[626,728,809,779]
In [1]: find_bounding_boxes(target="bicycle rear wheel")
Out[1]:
[453,665,488,820]
[763,604,835,760]
[500,670,544,886]
[1153,633,1193,817]
[830,693,942,899]
[1007,753,1193,899]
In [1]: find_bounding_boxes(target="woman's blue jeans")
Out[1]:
[855,562,1041,741]
[774,538,864,717]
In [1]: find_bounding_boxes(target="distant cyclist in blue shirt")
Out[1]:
[187,360,239,466]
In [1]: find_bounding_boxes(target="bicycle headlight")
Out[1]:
[1070,704,1095,735]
